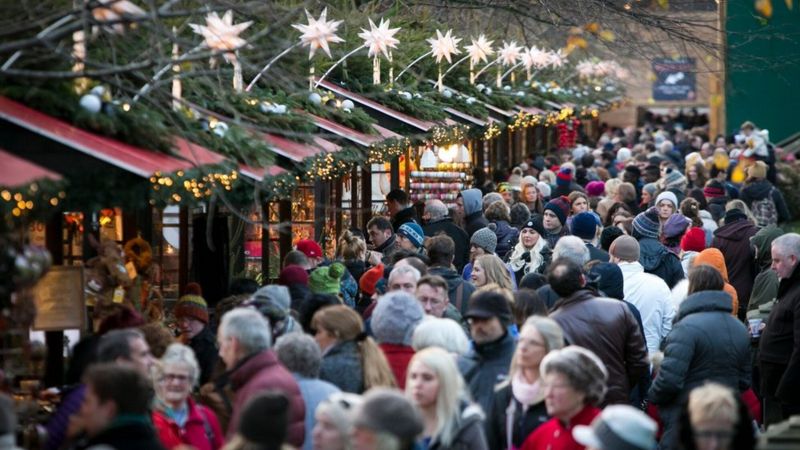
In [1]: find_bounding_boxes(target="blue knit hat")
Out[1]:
[571,212,600,240]
[397,222,424,248]
[632,207,661,240]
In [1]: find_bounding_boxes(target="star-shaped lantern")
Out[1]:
[498,41,523,67]
[428,29,462,64]
[576,60,597,78]
[92,0,146,33]
[465,34,494,65]
[547,49,566,68]
[358,18,401,59]
[190,10,252,63]
[523,46,553,70]
[292,8,344,59]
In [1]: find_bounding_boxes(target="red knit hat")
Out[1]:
[296,239,323,259]
[278,264,309,286]
[680,227,707,253]
[174,282,209,324]
[359,264,385,296]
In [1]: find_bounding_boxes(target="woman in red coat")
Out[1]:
[152,343,223,450]
[521,346,608,450]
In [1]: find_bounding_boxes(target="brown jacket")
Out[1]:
[550,290,650,405]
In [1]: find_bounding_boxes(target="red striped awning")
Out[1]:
[0,147,62,188]
[261,133,340,162]
[0,96,201,178]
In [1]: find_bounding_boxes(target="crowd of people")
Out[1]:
[3,120,798,450]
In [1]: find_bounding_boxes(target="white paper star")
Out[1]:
[190,10,252,62]
[292,8,344,59]
[547,49,566,68]
[523,46,553,70]
[498,41,523,67]
[358,18,401,59]
[92,0,146,34]
[577,60,597,78]
[427,29,461,64]
[465,34,494,65]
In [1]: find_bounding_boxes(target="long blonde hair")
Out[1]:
[406,347,467,448]
[475,254,513,291]
[336,229,366,262]
[508,316,565,379]
[311,305,396,390]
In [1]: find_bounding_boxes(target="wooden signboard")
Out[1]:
[32,266,85,331]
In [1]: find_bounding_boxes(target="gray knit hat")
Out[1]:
[631,207,661,240]
[471,225,498,254]
[372,291,424,345]
[249,285,291,320]
[354,388,424,444]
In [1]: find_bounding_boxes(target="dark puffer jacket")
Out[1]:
[711,218,758,317]
[462,189,489,238]
[486,381,549,450]
[458,332,516,417]
[638,237,684,289]
[491,220,519,262]
[429,402,489,450]
[319,340,364,394]
[649,290,751,407]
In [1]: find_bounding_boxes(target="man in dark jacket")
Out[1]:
[711,208,758,318]
[422,199,470,271]
[75,363,166,450]
[547,258,649,406]
[760,233,800,424]
[649,265,750,448]
[386,189,418,232]
[367,216,401,265]
[570,211,609,263]
[458,289,516,417]
[740,161,791,226]
[426,234,475,316]
[457,188,488,238]
[217,308,305,446]
[631,207,684,288]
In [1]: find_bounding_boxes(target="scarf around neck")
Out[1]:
[511,372,542,407]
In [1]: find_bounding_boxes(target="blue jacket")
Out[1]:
[458,332,516,417]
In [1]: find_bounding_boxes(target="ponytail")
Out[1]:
[359,336,397,389]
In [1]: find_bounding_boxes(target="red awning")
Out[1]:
[239,164,285,181]
[261,133,340,162]
[308,113,393,147]
[0,97,197,178]
[0,147,62,187]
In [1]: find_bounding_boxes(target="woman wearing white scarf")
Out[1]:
[485,316,565,450]
[507,216,551,282]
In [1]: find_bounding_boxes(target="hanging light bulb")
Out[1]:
[438,144,458,163]
[420,147,437,169]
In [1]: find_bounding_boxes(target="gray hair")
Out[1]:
[411,317,469,355]
[97,329,145,363]
[425,200,449,221]
[541,346,608,405]
[157,343,200,386]
[660,140,674,154]
[482,192,504,212]
[552,236,590,266]
[315,392,363,450]
[509,316,565,379]
[220,308,272,355]
[388,265,421,285]
[773,233,800,259]
[274,333,322,379]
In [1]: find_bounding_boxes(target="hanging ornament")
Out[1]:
[308,92,323,105]
[497,41,522,87]
[420,148,437,169]
[358,18,401,85]
[190,10,252,92]
[427,29,461,91]
[79,94,102,113]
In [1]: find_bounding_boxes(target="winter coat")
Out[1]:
[759,263,800,404]
[190,326,221,386]
[227,350,305,446]
[507,240,551,283]
[486,382,549,450]
[747,226,784,320]
[379,343,415,389]
[542,227,569,250]
[424,218,471,272]
[740,179,791,224]
[492,220,520,261]
[391,206,419,232]
[428,402,489,450]
[550,290,649,405]
[462,189,489,238]
[74,416,167,450]
[458,332,516,417]
[638,237,684,289]
[693,249,740,315]
[706,196,728,223]
[711,218,758,317]
[295,376,341,450]
[375,234,402,265]
[152,398,223,450]
[429,266,477,317]
[520,405,601,450]
[320,340,364,394]
[618,262,674,355]
[649,290,750,407]
[585,243,609,263]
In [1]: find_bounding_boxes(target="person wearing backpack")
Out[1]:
[741,161,790,228]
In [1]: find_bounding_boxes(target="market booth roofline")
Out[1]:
[0,147,63,187]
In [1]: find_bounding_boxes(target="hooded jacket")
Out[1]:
[693,249,740,315]
[429,266,477,316]
[319,340,364,394]
[618,261,675,355]
[458,331,516,418]
[649,290,751,407]
[638,237,685,289]
[748,225,784,319]
[741,179,790,224]
[491,220,519,261]
[428,402,489,450]
[461,189,489,238]
[759,263,800,404]
[550,290,649,405]
[711,218,758,317]
[391,206,419,232]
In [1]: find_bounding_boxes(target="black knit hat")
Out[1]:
[522,214,546,237]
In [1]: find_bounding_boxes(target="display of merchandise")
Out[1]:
[409,160,472,207]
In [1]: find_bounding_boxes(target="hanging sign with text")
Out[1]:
[652,58,696,101]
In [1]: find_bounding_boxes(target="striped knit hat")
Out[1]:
[174,282,209,324]
[632,207,661,240]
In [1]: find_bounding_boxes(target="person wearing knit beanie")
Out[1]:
[600,226,625,252]
[248,285,299,339]
[556,167,573,187]
[470,225,498,255]
[372,291,424,388]
[609,235,640,262]
[654,191,678,225]
[659,167,687,193]
[537,181,552,201]
[723,208,747,224]
[632,207,661,240]
[396,222,425,251]
[586,180,605,197]
[661,213,691,256]
[571,211,600,241]
[544,197,570,227]
[359,264,386,299]
[680,227,707,253]
[309,262,346,295]
[702,179,726,199]
[174,282,209,325]
[174,283,218,385]
[278,265,309,287]
[521,175,538,191]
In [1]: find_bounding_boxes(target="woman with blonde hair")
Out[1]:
[471,254,514,291]
[311,305,396,393]
[487,316,565,450]
[678,383,755,450]
[507,217,551,281]
[406,347,489,449]
[336,229,368,281]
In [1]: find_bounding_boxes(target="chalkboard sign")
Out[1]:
[652,58,696,101]
[32,266,85,331]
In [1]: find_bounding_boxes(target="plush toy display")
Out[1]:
[85,238,132,308]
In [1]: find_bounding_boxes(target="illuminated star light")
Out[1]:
[292,8,344,59]
[523,46,552,70]
[358,18,401,59]
[465,34,494,65]
[498,41,523,67]
[428,29,462,64]
[547,49,566,68]
[189,10,252,62]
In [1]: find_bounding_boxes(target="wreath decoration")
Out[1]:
[124,236,153,272]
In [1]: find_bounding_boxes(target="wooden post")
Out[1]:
[178,207,188,295]
[361,166,372,229]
